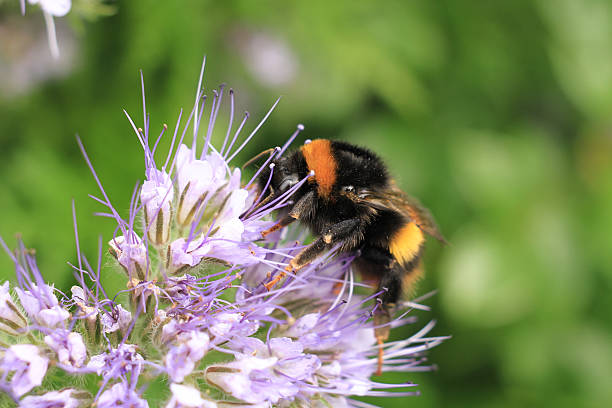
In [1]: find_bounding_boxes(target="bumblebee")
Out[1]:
[256,139,445,372]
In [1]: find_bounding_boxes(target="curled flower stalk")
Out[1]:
[0,60,447,407]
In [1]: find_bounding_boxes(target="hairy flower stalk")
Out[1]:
[0,60,447,407]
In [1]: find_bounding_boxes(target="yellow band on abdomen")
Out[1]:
[389,222,424,266]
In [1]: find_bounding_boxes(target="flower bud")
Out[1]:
[15,283,70,328]
[109,234,148,280]
[0,282,27,333]
[141,168,174,246]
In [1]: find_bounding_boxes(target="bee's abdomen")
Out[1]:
[388,221,424,268]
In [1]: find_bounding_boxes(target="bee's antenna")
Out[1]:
[242,147,278,169]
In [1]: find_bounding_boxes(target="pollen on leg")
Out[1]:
[264,270,287,291]
[261,222,283,238]
[376,336,385,376]
[374,311,391,376]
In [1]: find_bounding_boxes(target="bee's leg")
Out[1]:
[260,213,296,238]
[288,190,315,219]
[374,259,424,375]
[292,218,362,269]
[288,237,327,269]
[374,302,394,376]
[361,249,401,376]
[377,336,385,376]
[359,246,396,269]
[265,217,361,291]
[378,267,403,307]
[264,238,326,290]
[321,218,362,247]
[260,191,315,238]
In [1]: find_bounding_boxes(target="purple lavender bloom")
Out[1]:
[0,344,49,398]
[141,168,174,246]
[1,238,71,332]
[0,282,27,333]
[44,330,87,368]
[166,383,217,408]
[175,145,233,227]
[207,311,259,341]
[87,343,143,378]
[108,234,148,280]
[15,284,70,328]
[99,304,132,334]
[164,330,209,382]
[206,337,322,405]
[97,381,148,408]
[169,151,261,270]
[18,389,83,408]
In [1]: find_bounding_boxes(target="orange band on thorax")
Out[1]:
[301,139,337,198]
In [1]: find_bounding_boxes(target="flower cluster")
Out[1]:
[0,62,446,407]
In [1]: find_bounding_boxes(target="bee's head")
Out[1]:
[257,151,310,203]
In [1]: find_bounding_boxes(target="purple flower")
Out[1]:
[1,344,49,397]
[18,389,84,408]
[165,330,209,382]
[44,330,87,368]
[100,304,132,334]
[169,160,259,270]
[175,144,219,227]
[206,337,321,404]
[141,168,174,246]
[97,381,148,408]
[169,236,212,269]
[208,312,259,341]
[87,344,143,378]
[108,234,148,280]
[0,282,27,333]
[166,383,217,408]
[69,286,98,335]
[15,284,70,328]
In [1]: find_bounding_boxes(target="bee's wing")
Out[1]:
[358,186,447,244]
[399,193,447,244]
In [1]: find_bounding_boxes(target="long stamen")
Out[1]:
[226,97,281,164]
[204,85,225,153]
[278,124,304,157]
[220,89,235,156]
[193,56,206,144]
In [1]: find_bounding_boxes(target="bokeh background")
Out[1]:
[2,0,612,407]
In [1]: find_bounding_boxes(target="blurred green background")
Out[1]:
[2,0,612,407]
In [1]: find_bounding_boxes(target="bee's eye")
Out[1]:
[342,185,355,193]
